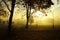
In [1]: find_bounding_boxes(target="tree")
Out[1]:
[2,0,16,35]
[23,0,54,28]
[22,0,33,28]
[8,0,16,35]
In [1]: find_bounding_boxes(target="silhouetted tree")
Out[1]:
[8,0,16,35]
[2,0,16,35]
[23,0,54,28]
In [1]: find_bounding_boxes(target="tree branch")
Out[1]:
[2,0,11,12]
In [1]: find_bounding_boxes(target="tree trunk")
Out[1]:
[8,0,16,35]
[26,6,32,28]
[26,8,29,28]
[26,4,30,28]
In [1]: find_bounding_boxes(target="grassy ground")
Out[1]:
[0,28,60,40]
[0,24,60,40]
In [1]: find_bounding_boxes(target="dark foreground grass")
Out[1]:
[0,27,60,40]
[0,22,60,40]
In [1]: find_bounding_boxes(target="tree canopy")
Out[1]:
[23,0,54,9]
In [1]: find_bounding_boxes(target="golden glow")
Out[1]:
[8,0,60,26]
[32,11,44,18]
[11,7,54,26]
[0,0,60,30]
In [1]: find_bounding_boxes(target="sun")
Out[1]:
[31,9,46,18]
[33,11,45,18]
